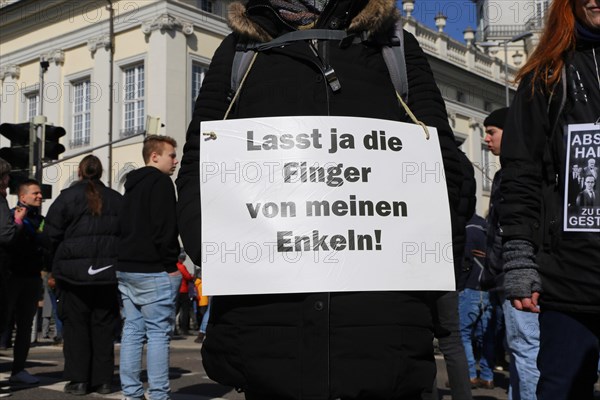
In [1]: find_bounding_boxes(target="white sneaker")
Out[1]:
[8,370,39,385]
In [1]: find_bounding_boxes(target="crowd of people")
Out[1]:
[0,136,205,400]
[0,0,599,399]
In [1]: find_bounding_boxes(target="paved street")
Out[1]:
[0,334,516,400]
[0,335,242,400]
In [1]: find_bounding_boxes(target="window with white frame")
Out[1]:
[122,64,145,138]
[535,0,549,19]
[198,0,213,12]
[196,0,228,18]
[26,92,39,121]
[191,63,208,115]
[71,79,91,148]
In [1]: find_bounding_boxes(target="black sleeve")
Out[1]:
[403,30,466,256]
[43,192,70,269]
[498,74,550,246]
[453,151,476,287]
[0,197,17,245]
[176,34,238,266]
[152,176,180,271]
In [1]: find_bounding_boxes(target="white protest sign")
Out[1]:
[200,116,454,295]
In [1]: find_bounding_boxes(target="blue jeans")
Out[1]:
[458,288,495,381]
[200,298,211,334]
[503,299,540,400]
[117,271,181,400]
[49,289,63,338]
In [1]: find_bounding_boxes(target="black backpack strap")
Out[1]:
[228,23,411,121]
[231,30,353,95]
[382,20,408,102]
[231,49,257,95]
[247,29,353,51]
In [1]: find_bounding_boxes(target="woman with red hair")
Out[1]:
[498,1,600,399]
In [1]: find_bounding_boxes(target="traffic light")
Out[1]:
[43,124,66,160]
[0,122,34,194]
[0,122,33,173]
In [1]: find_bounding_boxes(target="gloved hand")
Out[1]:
[502,239,542,309]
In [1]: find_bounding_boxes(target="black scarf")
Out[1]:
[269,0,329,28]
[576,20,600,43]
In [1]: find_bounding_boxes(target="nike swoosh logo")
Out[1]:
[88,265,114,275]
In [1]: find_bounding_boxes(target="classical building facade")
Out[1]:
[1,0,231,205]
[0,0,542,216]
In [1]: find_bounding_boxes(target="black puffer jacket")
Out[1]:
[177,0,466,397]
[45,180,122,285]
[499,37,600,313]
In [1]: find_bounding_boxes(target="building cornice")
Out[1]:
[87,34,112,54]
[0,1,230,68]
[141,13,194,36]
[41,49,65,65]
[0,64,20,80]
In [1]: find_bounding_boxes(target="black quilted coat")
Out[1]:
[45,180,122,285]
[176,0,466,398]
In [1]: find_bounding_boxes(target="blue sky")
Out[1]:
[398,0,477,43]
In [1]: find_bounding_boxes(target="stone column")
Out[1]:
[0,65,20,126]
[87,35,112,184]
[141,13,194,148]
[40,49,65,126]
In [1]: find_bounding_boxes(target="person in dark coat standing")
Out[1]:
[176,0,469,398]
[458,214,495,389]
[498,0,600,398]
[432,151,475,400]
[0,157,26,397]
[117,135,181,400]
[2,179,44,385]
[45,155,123,396]
[484,107,540,400]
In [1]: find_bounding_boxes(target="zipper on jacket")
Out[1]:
[308,40,341,92]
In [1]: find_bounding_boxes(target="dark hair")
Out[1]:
[0,158,11,178]
[79,155,103,216]
[18,179,41,196]
[142,135,177,164]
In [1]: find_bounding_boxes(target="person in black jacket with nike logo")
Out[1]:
[45,155,123,396]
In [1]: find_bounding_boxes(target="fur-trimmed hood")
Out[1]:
[227,0,400,42]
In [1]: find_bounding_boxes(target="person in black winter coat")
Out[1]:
[2,179,45,385]
[45,155,122,395]
[431,151,475,400]
[116,135,181,400]
[484,107,540,399]
[457,214,495,389]
[498,0,600,398]
[0,158,26,397]
[176,0,470,398]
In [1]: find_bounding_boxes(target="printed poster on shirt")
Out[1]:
[199,116,454,295]
[564,123,600,232]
